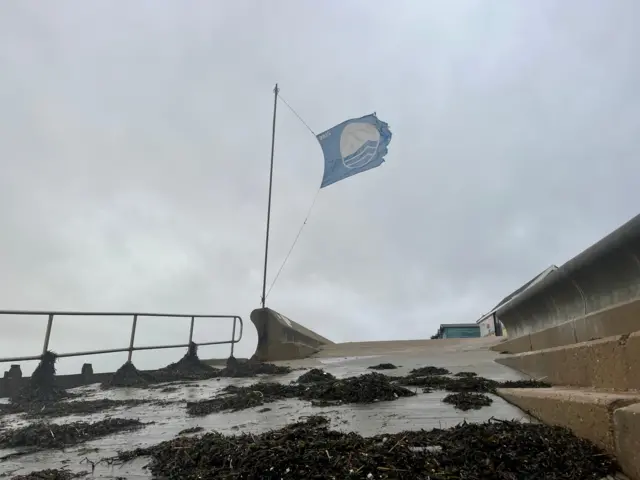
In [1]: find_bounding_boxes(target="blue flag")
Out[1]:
[317,114,392,188]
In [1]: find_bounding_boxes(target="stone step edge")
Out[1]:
[497,387,640,480]
[495,330,640,391]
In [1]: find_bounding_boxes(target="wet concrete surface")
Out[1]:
[0,341,534,478]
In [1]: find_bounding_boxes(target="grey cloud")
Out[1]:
[1,0,639,375]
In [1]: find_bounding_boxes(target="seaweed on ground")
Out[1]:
[179,426,204,435]
[153,342,220,382]
[101,350,292,389]
[368,363,398,370]
[395,371,551,404]
[398,374,451,389]
[10,468,89,480]
[397,373,516,394]
[187,372,415,416]
[22,398,148,418]
[110,415,618,479]
[101,361,155,388]
[296,368,336,383]
[216,357,292,378]
[443,392,493,411]
[187,382,302,416]
[408,366,450,376]
[500,379,552,388]
[0,418,145,450]
[443,376,500,393]
[302,372,415,407]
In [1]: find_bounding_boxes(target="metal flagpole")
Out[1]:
[261,83,279,308]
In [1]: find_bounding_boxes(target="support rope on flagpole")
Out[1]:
[265,93,319,300]
[278,94,317,136]
[265,187,320,300]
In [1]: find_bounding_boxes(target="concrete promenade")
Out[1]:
[1,337,530,478]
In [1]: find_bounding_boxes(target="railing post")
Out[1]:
[42,314,54,355]
[128,314,138,362]
[230,317,237,357]
[188,316,195,344]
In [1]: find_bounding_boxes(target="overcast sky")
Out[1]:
[1,1,639,375]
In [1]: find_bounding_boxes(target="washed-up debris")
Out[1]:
[443,376,499,393]
[178,426,203,435]
[10,352,72,408]
[153,342,219,382]
[187,388,267,415]
[112,415,618,479]
[368,363,398,370]
[443,392,493,411]
[216,356,292,378]
[187,372,415,416]
[101,361,155,388]
[296,368,336,383]
[398,374,450,389]
[102,349,291,389]
[22,398,148,418]
[0,418,145,450]
[397,373,533,395]
[408,366,450,376]
[305,372,415,407]
[394,373,550,411]
[187,382,301,416]
[9,468,89,480]
[500,379,552,388]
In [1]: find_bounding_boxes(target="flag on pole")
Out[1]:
[316,114,392,188]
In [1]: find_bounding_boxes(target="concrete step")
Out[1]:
[495,330,640,390]
[497,387,640,479]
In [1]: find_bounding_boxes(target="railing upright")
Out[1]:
[188,316,195,345]
[128,314,138,362]
[231,317,237,357]
[42,314,54,355]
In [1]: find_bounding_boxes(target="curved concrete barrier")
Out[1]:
[250,308,334,362]
[494,214,640,353]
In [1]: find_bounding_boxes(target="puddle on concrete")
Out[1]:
[0,351,534,478]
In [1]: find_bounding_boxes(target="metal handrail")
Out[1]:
[0,310,244,364]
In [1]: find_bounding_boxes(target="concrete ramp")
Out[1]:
[249,308,334,361]
[313,337,500,358]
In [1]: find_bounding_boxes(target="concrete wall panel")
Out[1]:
[573,250,640,313]
[573,298,640,343]
[547,278,585,321]
[250,308,334,362]
[498,214,640,344]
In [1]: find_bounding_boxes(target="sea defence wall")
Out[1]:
[249,307,335,362]
[0,363,113,398]
[493,213,640,354]
[492,213,640,479]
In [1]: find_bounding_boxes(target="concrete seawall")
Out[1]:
[249,307,334,361]
[494,213,640,353]
[490,213,640,479]
[0,364,112,398]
